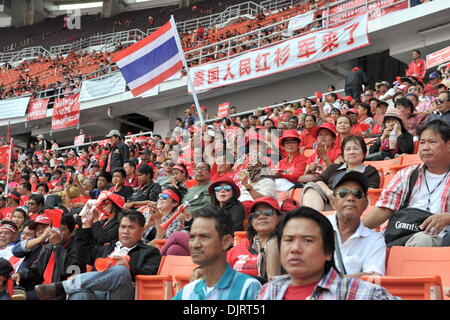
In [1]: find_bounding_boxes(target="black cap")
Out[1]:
[0,258,13,278]
[332,171,369,194]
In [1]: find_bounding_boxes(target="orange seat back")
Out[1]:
[386,246,450,300]
[361,275,443,300]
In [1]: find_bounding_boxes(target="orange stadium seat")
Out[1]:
[135,255,198,300]
[361,246,450,300]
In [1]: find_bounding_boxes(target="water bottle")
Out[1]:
[389,124,398,150]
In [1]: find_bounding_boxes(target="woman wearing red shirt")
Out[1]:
[298,122,342,185]
[276,130,308,183]
[299,114,317,150]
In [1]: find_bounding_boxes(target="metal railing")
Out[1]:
[0,46,51,64]
[202,88,345,124]
[57,130,154,151]
[260,0,306,11]
[48,29,147,55]
[185,0,409,66]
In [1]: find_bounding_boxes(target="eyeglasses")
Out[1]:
[28,202,37,205]
[195,167,209,172]
[408,87,418,92]
[214,185,232,192]
[250,209,276,219]
[436,99,448,105]
[336,188,364,199]
[158,193,170,200]
[283,139,298,144]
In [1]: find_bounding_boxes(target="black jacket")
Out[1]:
[219,200,245,233]
[104,141,130,172]
[18,238,79,288]
[91,218,120,246]
[345,70,369,95]
[317,162,381,189]
[74,228,161,281]
[369,131,414,155]
[129,181,162,203]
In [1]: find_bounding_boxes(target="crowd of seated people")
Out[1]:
[0,53,449,300]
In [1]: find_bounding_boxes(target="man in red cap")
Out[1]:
[0,191,21,220]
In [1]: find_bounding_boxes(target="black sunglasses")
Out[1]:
[250,209,276,219]
[336,188,364,199]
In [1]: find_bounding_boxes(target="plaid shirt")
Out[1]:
[257,268,399,300]
[376,164,450,214]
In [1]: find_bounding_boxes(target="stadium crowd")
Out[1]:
[0,46,449,299]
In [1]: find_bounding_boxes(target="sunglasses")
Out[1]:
[250,209,276,219]
[158,193,170,200]
[336,188,364,199]
[283,139,298,144]
[214,185,232,192]
[436,99,448,104]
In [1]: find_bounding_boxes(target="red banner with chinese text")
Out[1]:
[426,46,450,69]
[217,102,229,118]
[51,93,80,131]
[189,14,369,93]
[74,134,85,146]
[327,0,408,25]
[27,98,49,121]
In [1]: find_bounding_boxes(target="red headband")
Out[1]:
[0,224,17,233]
[173,165,187,174]
[8,194,20,201]
[162,189,180,204]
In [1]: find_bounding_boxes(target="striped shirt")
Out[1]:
[257,268,400,300]
[376,164,450,214]
[172,264,261,300]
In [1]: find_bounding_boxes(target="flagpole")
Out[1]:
[5,138,13,196]
[170,16,205,126]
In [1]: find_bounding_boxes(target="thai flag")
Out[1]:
[113,20,184,97]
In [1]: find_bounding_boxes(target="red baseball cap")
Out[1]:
[208,177,240,198]
[95,191,125,209]
[311,122,337,139]
[29,216,51,230]
[343,96,353,102]
[249,197,280,213]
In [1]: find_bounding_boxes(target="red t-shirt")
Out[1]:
[226,240,258,277]
[299,129,317,149]
[307,145,342,165]
[0,207,14,220]
[277,152,308,183]
[124,175,139,188]
[283,281,319,300]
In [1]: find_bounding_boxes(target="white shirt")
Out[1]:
[328,214,386,275]
[409,170,448,214]
[378,88,396,107]
[238,178,277,202]
[108,241,137,258]
[323,101,341,114]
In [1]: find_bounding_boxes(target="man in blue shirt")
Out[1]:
[172,205,261,300]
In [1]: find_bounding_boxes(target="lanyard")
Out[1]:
[424,169,450,212]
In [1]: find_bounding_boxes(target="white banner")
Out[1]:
[80,72,127,102]
[288,11,315,31]
[0,96,31,120]
[189,14,369,93]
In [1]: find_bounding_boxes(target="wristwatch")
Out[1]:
[246,186,253,191]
